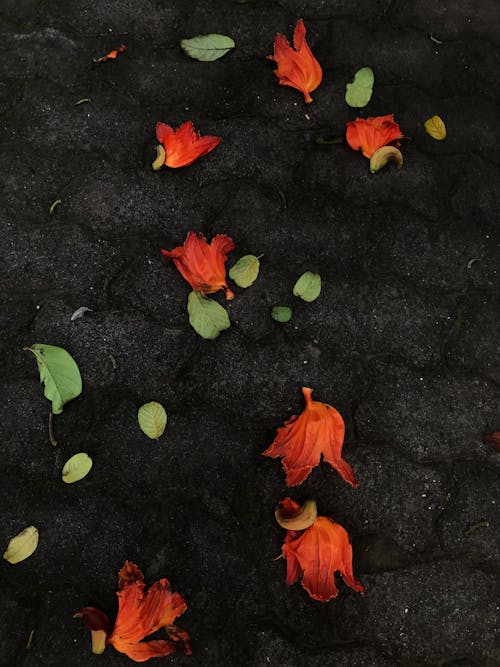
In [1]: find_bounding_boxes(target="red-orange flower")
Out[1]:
[346,114,403,158]
[268,19,322,104]
[161,231,235,299]
[75,561,191,662]
[263,387,357,487]
[278,498,364,602]
[155,121,221,168]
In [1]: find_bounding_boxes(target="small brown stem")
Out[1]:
[464,520,489,536]
[109,354,117,370]
[26,629,35,649]
[48,412,57,447]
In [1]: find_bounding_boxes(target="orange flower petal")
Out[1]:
[263,387,357,487]
[94,44,126,62]
[280,501,364,602]
[346,114,403,158]
[161,231,235,299]
[108,561,191,662]
[268,19,322,103]
[155,120,221,168]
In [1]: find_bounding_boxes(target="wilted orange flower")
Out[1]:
[263,387,357,487]
[75,561,191,662]
[268,19,322,104]
[155,121,221,168]
[161,231,235,299]
[278,498,364,602]
[346,114,403,158]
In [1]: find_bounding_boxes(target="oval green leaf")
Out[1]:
[3,525,39,564]
[138,401,167,440]
[271,306,292,323]
[345,66,374,108]
[62,452,93,483]
[181,34,235,62]
[293,272,322,302]
[229,255,260,288]
[25,344,82,414]
[187,291,230,339]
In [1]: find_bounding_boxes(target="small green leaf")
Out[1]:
[138,401,167,439]
[271,306,292,323]
[345,67,374,108]
[293,272,322,302]
[181,34,235,62]
[62,453,93,483]
[25,344,82,414]
[229,255,260,288]
[187,291,230,339]
[3,526,39,564]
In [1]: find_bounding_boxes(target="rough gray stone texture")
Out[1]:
[1,0,499,665]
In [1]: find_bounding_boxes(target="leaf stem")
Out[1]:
[48,412,57,447]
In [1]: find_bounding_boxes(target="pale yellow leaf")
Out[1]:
[62,452,93,483]
[424,115,446,140]
[3,526,39,564]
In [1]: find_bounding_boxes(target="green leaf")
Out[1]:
[25,344,82,414]
[3,526,39,564]
[187,291,230,339]
[229,255,260,288]
[293,272,322,302]
[345,67,374,108]
[62,452,93,483]
[180,34,235,62]
[138,401,167,440]
[271,306,292,323]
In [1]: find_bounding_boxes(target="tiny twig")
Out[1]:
[109,354,117,370]
[26,630,35,649]
[278,190,287,212]
[464,520,489,536]
[430,34,443,44]
[48,412,57,447]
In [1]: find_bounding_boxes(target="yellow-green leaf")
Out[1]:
[138,401,167,439]
[293,272,322,302]
[229,255,260,288]
[424,115,446,140]
[181,34,235,62]
[3,526,39,564]
[187,291,230,339]
[62,452,93,483]
[25,344,82,414]
[345,67,374,108]
[271,306,292,322]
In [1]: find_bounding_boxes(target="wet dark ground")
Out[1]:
[1,0,500,665]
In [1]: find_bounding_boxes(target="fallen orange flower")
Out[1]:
[263,387,357,487]
[154,121,221,169]
[75,561,191,662]
[268,19,322,104]
[93,44,126,63]
[161,231,235,299]
[346,114,403,158]
[277,498,364,602]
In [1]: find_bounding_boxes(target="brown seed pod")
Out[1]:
[275,499,317,530]
[152,144,166,171]
[370,146,403,174]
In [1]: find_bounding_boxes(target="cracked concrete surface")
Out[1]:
[1,0,499,665]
